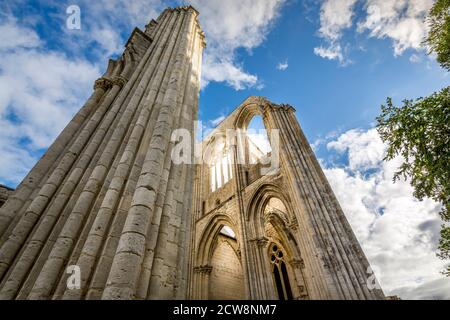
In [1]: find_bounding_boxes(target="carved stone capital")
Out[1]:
[112,75,127,88]
[288,218,299,231]
[291,258,305,269]
[251,236,269,248]
[94,77,113,91]
[194,265,213,274]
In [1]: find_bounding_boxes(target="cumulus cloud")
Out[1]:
[358,0,433,56]
[327,128,384,171]
[390,278,450,300]
[0,18,100,186]
[0,18,41,50]
[314,0,357,65]
[0,120,38,188]
[314,0,434,64]
[314,44,345,63]
[317,0,358,41]
[201,56,258,90]
[189,0,285,90]
[321,128,448,299]
[67,0,285,89]
[276,60,289,70]
[58,0,164,59]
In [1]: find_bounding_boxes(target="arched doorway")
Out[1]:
[208,226,245,300]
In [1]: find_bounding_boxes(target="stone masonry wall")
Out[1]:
[209,234,245,300]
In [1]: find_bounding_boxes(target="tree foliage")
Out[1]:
[377,87,450,275]
[425,0,450,70]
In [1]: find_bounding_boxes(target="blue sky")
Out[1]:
[198,0,448,158]
[0,0,449,299]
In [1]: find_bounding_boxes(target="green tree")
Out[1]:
[425,0,450,70]
[377,90,450,274]
[377,0,450,276]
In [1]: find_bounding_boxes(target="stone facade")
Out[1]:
[188,97,385,300]
[0,6,385,300]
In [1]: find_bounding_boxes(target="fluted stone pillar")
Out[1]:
[262,103,384,300]
[0,6,204,300]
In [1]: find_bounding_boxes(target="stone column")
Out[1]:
[60,7,177,300]
[193,265,212,299]
[251,237,275,299]
[0,5,205,301]
[101,6,204,300]
[229,143,253,299]
[290,258,309,299]
[263,103,384,300]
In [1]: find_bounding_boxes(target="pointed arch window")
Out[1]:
[210,151,233,192]
[269,244,293,300]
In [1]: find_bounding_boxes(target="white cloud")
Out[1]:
[0,17,41,50]
[189,0,285,89]
[314,0,357,65]
[0,120,38,187]
[409,53,422,63]
[318,0,358,41]
[64,0,285,90]
[390,278,450,300]
[0,19,100,185]
[276,60,288,71]
[201,56,258,90]
[327,128,384,171]
[358,0,434,56]
[90,27,124,57]
[314,44,345,63]
[314,0,434,64]
[321,128,448,299]
[59,0,164,60]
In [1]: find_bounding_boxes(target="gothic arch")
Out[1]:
[233,98,266,130]
[196,214,239,266]
[246,183,295,239]
[193,214,244,299]
[190,95,385,300]
[244,183,309,299]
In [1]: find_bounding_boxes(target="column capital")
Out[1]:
[251,236,269,248]
[193,265,213,274]
[291,258,305,269]
[112,75,127,88]
[288,217,299,231]
[93,77,113,91]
